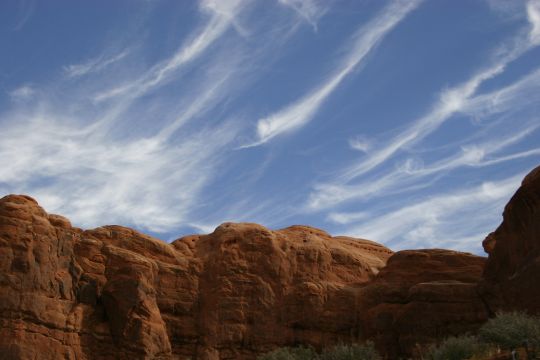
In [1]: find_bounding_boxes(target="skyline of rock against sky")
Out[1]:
[1,0,539,253]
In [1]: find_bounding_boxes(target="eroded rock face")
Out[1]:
[0,195,391,359]
[358,249,488,358]
[0,195,86,359]
[1,165,538,360]
[480,165,540,314]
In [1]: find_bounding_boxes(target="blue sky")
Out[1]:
[1,0,539,254]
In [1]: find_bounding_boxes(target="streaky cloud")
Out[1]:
[0,110,240,232]
[337,1,540,182]
[463,67,540,118]
[93,0,248,103]
[0,0,314,233]
[278,0,328,30]
[528,0,540,44]
[12,0,35,31]
[9,85,35,102]
[343,174,524,252]
[348,135,371,153]
[326,211,369,225]
[247,0,423,147]
[64,49,131,78]
[308,119,539,210]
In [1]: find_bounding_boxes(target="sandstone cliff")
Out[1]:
[0,196,391,359]
[0,165,538,359]
[358,249,487,358]
[480,165,540,315]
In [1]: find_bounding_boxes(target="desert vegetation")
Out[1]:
[258,312,540,360]
[425,312,540,360]
[257,342,380,360]
[478,311,540,351]
[427,335,488,360]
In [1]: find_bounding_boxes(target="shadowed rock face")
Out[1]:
[0,196,391,360]
[0,165,538,359]
[358,249,488,358]
[480,165,540,314]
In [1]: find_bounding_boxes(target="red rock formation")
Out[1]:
[357,249,488,358]
[0,165,538,359]
[480,165,540,315]
[0,195,391,359]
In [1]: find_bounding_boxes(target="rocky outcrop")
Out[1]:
[0,195,391,360]
[0,195,84,360]
[354,165,540,358]
[480,165,540,315]
[0,165,539,359]
[358,249,488,358]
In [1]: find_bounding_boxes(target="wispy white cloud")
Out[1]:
[278,0,328,30]
[64,49,131,78]
[308,120,539,210]
[2,0,537,253]
[348,135,371,153]
[304,2,540,214]
[527,0,540,44]
[337,2,540,182]
[463,67,540,118]
[0,1,251,232]
[154,58,242,142]
[478,148,540,166]
[13,0,35,31]
[343,174,523,252]
[339,66,506,181]
[244,0,423,147]
[8,85,35,102]
[0,109,239,232]
[485,0,524,20]
[0,0,317,234]
[94,0,248,103]
[61,0,256,149]
[326,210,369,225]
[0,41,253,233]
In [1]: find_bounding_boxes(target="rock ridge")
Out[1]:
[0,165,539,359]
[0,195,391,359]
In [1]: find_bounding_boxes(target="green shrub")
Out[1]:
[428,335,486,360]
[319,342,381,360]
[257,346,317,360]
[479,311,540,350]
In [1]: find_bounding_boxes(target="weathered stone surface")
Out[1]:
[0,166,538,359]
[480,165,540,315]
[0,195,391,359]
[357,249,488,358]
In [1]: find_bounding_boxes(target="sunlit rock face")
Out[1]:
[0,165,538,359]
[0,195,391,360]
